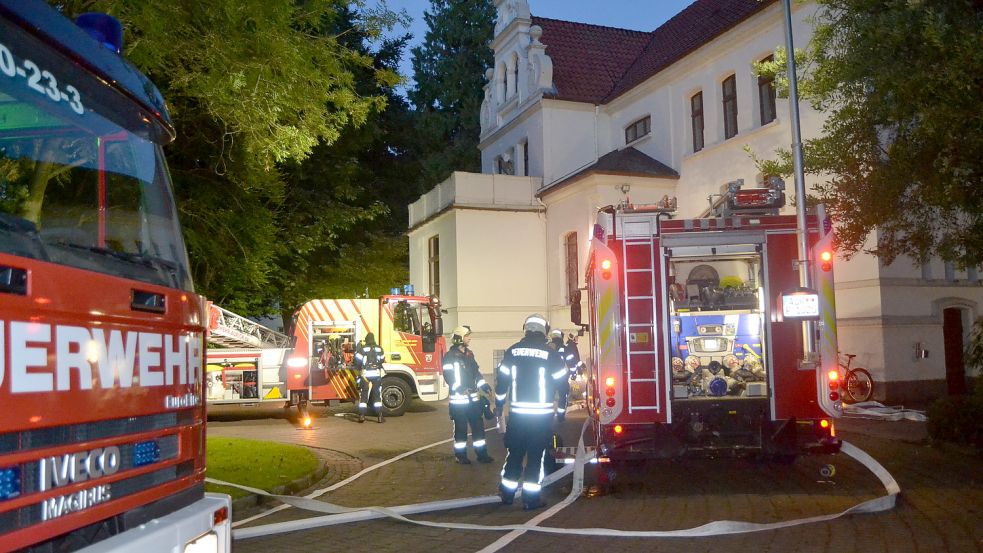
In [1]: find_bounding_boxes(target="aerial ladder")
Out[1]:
[206,303,292,348]
[205,303,293,405]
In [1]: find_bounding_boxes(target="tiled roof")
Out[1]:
[532,16,651,104]
[541,147,679,196]
[532,0,777,104]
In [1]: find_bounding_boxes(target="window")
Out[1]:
[522,140,529,176]
[722,74,738,139]
[758,55,777,125]
[690,92,704,152]
[565,232,579,304]
[624,115,651,144]
[428,235,440,297]
[511,53,519,97]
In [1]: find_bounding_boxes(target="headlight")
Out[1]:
[184,532,218,553]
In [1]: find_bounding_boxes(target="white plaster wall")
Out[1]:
[408,210,458,304]
[481,109,545,177]
[452,208,547,370]
[541,101,601,185]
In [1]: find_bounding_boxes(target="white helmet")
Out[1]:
[550,329,563,339]
[523,314,549,335]
[452,325,472,343]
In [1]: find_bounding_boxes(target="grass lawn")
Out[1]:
[205,437,320,499]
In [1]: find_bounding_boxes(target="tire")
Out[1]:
[378,375,412,417]
[845,368,874,403]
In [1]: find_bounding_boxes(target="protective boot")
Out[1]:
[455,453,471,465]
[522,496,547,511]
[476,448,494,464]
[498,485,514,505]
[377,413,385,423]
[357,414,365,423]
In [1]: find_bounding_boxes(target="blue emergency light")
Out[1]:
[0,467,21,500]
[75,13,124,54]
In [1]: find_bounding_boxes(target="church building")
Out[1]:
[407,0,981,403]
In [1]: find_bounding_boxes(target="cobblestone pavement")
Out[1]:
[208,403,982,553]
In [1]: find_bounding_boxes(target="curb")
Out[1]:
[229,447,357,518]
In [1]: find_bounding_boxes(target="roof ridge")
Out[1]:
[530,15,652,36]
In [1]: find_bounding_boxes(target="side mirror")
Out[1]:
[569,290,582,326]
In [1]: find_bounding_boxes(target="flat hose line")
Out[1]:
[211,416,899,546]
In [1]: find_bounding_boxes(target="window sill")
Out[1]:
[683,118,782,161]
[623,132,652,149]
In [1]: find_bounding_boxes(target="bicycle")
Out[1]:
[838,353,874,403]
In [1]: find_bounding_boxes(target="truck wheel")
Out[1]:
[379,376,411,417]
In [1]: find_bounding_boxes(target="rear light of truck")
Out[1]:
[600,258,613,280]
[213,506,229,525]
[604,376,617,406]
[613,425,623,434]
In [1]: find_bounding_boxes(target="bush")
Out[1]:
[926,377,983,449]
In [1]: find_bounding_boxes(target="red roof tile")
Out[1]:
[531,16,651,104]
[531,0,777,104]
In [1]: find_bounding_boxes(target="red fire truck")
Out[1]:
[0,2,230,551]
[287,290,448,417]
[579,179,841,466]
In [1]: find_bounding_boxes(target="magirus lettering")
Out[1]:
[0,320,202,394]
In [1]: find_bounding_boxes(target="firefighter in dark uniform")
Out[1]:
[495,314,567,510]
[354,332,385,423]
[548,329,572,422]
[443,325,494,464]
[564,332,586,398]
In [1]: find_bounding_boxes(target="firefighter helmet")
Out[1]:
[452,325,472,343]
[550,329,563,339]
[523,314,549,335]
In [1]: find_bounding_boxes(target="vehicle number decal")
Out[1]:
[0,41,85,115]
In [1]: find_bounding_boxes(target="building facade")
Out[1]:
[407,0,982,403]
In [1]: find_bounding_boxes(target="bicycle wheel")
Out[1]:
[845,368,874,403]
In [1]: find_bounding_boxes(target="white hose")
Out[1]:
[219,418,899,542]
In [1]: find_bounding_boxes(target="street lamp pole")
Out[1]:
[781,0,816,357]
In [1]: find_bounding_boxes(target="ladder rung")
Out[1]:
[628,377,659,383]
[628,350,656,355]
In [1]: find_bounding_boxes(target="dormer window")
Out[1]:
[625,115,651,144]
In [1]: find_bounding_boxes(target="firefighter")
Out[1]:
[443,325,494,464]
[354,332,385,423]
[548,330,571,422]
[495,314,567,510]
[564,332,586,395]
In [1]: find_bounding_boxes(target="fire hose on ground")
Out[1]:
[208,412,900,549]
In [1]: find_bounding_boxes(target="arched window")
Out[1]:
[565,232,578,304]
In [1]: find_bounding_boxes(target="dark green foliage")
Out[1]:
[52,0,415,316]
[409,0,495,186]
[926,377,983,450]
[753,0,983,267]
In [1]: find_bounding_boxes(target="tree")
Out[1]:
[56,0,402,314]
[753,0,983,267]
[409,0,496,187]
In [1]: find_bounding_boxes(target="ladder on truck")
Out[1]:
[207,304,292,348]
[619,212,663,413]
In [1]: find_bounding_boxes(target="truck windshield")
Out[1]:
[0,22,192,290]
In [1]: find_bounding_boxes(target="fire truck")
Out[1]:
[0,2,230,551]
[205,304,292,406]
[579,178,841,466]
[287,288,448,417]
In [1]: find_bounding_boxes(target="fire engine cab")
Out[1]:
[287,287,449,417]
[581,178,841,463]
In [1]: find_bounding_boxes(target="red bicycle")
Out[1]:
[839,353,874,403]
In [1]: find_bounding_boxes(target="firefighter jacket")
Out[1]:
[354,345,385,379]
[495,335,567,415]
[443,344,488,406]
[563,337,586,379]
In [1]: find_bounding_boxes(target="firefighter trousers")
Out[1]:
[555,379,570,419]
[500,412,553,505]
[358,375,381,415]
[449,401,488,459]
